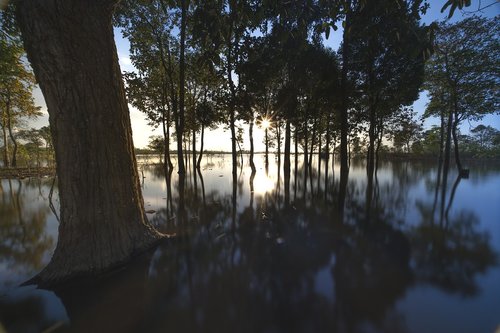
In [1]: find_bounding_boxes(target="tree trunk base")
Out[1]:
[24,231,171,288]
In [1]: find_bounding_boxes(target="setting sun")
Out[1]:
[261,118,271,129]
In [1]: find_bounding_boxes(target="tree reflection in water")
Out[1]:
[0,156,498,333]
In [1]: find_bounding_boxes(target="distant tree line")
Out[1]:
[114,1,498,181]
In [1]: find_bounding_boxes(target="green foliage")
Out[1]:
[0,18,42,167]
[423,16,499,164]
[386,107,424,153]
[424,16,499,123]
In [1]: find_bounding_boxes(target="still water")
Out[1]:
[1,154,499,333]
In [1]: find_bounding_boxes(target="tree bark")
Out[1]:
[16,0,163,285]
[5,98,18,167]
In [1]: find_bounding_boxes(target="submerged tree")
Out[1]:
[347,0,428,179]
[424,16,499,175]
[0,33,41,167]
[15,0,163,285]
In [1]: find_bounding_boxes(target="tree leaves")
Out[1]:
[440,0,472,19]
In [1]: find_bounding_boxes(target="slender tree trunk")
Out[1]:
[440,104,453,223]
[197,124,204,169]
[177,0,187,175]
[366,64,376,181]
[375,117,383,175]
[16,0,162,285]
[192,127,196,174]
[317,134,322,195]
[324,114,331,202]
[339,5,351,189]
[265,127,269,167]
[1,116,10,167]
[249,117,256,172]
[228,70,237,180]
[6,100,18,167]
[294,126,298,200]
[432,108,446,217]
[303,121,309,169]
[309,119,316,168]
[451,112,462,173]
[161,111,171,172]
[284,119,291,205]
[276,121,281,169]
[294,125,298,173]
[284,119,291,181]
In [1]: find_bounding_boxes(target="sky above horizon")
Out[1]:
[30,0,499,151]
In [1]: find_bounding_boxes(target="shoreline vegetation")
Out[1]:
[0,166,55,179]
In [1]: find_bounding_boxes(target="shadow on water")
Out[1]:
[1,155,499,332]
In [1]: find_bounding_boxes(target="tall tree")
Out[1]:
[15,0,163,285]
[116,0,187,174]
[347,0,428,180]
[424,16,499,174]
[0,22,41,167]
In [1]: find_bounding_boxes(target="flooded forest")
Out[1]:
[1,0,499,332]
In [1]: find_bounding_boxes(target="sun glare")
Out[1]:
[253,172,275,194]
[261,118,271,129]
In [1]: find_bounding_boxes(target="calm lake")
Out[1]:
[1,154,499,333]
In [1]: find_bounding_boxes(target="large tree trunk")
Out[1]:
[16,0,162,286]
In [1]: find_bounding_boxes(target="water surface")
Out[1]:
[1,155,499,333]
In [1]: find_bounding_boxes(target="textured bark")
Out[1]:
[16,0,162,285]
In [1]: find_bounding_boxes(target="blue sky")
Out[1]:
[32,0,499,150]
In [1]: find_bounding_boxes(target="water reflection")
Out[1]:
[1,155,499,333]
[0,179,55,287]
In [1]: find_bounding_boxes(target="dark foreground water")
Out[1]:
[1,155,499,333]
